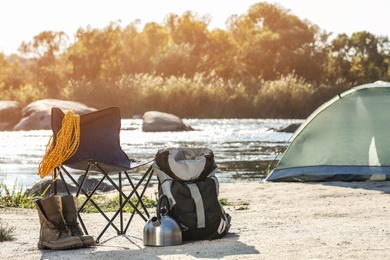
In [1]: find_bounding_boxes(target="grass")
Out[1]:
[0,181,235,213]
[220,197,249,210]
[235,201,250,210]
[0,179,157,213]
[0,179,235,213]
[0,179,34,242]
[0,180,36,209]
[0,220,15,242]
[78,194,157,213]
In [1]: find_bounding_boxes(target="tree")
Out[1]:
[67,22,125,82]
[0,54,26,91]
[163,11,210,77]
[141,22,170,74]
[153,43,193,76]
[228,3,320,82]
[0,53,10,89]
[18,31,70,98]
[327,31,390,85]
[198,29,240,79]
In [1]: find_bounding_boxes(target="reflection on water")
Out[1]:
[0,118,300,192]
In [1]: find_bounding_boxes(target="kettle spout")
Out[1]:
[151,216,161,227]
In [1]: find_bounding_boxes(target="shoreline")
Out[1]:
[1,181,390,259]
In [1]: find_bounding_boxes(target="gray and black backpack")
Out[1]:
[153,147,231,241]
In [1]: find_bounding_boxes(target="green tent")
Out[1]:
[266,81,390,182]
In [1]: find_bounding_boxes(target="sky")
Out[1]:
[0,0,389,55]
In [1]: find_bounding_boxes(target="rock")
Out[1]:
[0,100,22,131]
[13,99,96,131]
[77,175,115,193]
[276,123,301,133]
[27,179,78,197]
[142,111,193,132]
[27,176,115,197]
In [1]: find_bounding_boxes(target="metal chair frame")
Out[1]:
[54,160,154,243]
[51,106,154,243]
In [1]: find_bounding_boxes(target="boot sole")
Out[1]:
[83,241,96,247]
[38,241,84,250]
[81,237,96,247]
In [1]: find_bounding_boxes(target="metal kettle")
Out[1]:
[143,195,182,246]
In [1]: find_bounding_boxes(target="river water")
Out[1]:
[0,118,301,192]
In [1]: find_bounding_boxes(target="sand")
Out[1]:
[1,181,390,259]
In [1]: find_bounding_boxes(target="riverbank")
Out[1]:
[1,181,390,259]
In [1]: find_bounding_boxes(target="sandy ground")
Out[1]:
[1,181,390,260]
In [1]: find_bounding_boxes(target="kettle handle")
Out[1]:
[157,194,170,219]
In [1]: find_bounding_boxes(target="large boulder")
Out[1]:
[0,100,22,131]
[27,176,115,197]
[27,179,78,197]
[13,99,96,131]
[266,123,301,133]
[142,111,193,132]
[276,123,301,133]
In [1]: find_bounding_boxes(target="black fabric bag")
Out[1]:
[153,147,231,240]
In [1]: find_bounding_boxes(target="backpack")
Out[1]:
[153,147,231,241]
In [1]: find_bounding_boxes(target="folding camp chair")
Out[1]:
[50,106,154,243]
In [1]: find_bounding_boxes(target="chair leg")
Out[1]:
[59,165,122,238]
[95,164,147,218]
[119,171,124,234]
[54,162,155,243]
[94,165,154,243]
[123,168,154,233]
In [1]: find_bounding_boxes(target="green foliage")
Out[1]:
[219,198,229,206]
[61,71,327,119]
[255,73,315,118]
[219,197,249,210]
[78,194,157,213]
[0,220,15,242]
[327,32,390,85]
[0,180,36,209]
[0,179,156,216]
[1,84,46,106]
[236,201,250,211]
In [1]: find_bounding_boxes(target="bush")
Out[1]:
[0,180,35,209]
[255,73,316,118]
[2,72,348,119]
[0,220,15,242]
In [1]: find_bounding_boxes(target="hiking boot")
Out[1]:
[35,195,84,250]
[62,195,95,247]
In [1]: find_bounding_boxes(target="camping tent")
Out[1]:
[266,81,390,182]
